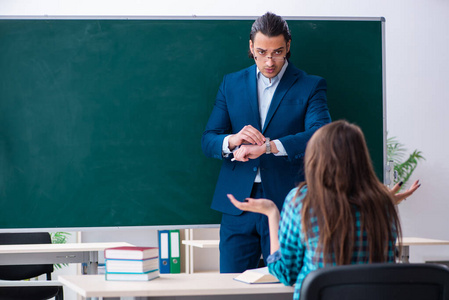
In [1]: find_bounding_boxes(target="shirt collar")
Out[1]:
[256,60,289,86]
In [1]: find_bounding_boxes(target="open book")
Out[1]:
[234,266,280,284]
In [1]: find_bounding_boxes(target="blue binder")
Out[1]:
[158,230,170,273]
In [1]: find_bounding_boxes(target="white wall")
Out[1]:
[1,0,448,278]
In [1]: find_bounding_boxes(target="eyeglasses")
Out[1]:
[254,55,286,62]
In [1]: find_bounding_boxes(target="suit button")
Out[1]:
[253,167,257,172]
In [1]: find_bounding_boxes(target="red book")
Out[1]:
[105,246,159,260]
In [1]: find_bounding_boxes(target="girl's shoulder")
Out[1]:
[285,185,308,212]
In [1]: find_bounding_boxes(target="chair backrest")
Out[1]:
[300,263,449,300]
[0,232,54,280]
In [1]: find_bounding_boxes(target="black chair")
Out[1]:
[300,263,449,300]
[0,232,63,300]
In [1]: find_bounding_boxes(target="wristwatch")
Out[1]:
[265,137,271,154]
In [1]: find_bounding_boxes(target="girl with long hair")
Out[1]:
[228,120,420,300]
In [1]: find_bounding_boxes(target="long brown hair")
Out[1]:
[299,120,401,265]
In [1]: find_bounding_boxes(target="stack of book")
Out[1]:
[104,246,160,281]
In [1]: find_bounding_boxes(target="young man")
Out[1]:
[201,12,331,273]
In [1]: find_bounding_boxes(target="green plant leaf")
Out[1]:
[387,135,425,189]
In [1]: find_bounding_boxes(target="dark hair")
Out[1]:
[300,120,401,265]
[248,12,292,59]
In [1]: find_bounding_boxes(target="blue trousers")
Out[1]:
[219,183,270,273]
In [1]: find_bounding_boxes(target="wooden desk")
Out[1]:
[182,237,449,265]
[0,242,133,274]
[59,273,294,300]
[182,240,219,249]
[400,237,449,263]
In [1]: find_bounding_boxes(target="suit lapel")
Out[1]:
[246,65,262,131]
[262,63,299,134]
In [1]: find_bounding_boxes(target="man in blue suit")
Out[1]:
[202,12,331,273]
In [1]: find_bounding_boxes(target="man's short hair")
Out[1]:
[249,12,292,59]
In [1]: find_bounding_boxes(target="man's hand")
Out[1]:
[232,144,265,162]
[228,125,265,150]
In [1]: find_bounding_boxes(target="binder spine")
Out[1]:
[158,230,171,274]
[169,229,181,273]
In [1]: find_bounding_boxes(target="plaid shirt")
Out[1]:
[267,186,397,300]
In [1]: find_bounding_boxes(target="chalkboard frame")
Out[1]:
[0,16,386,231]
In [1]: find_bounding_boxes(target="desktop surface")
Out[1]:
[58,273,294,298]
[0,242,133,254]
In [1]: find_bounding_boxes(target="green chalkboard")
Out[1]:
[0,18,384,229]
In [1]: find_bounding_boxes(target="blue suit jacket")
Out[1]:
[202,62,331,215]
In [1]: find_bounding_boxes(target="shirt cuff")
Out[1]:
[222,135,232,156]
[273,140,287,156]
[267,250,282,264]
